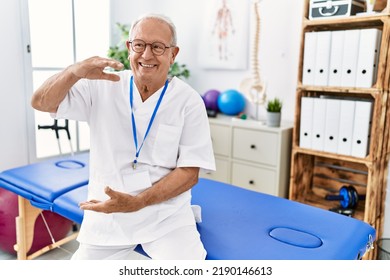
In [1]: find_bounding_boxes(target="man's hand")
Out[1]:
[31,56,125,113]
[79,186,145,214]
[80,167,199,214]
[70,56,124,82]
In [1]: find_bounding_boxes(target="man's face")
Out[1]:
[127,18,178,85]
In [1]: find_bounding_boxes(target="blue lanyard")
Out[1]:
[130,76,168,169]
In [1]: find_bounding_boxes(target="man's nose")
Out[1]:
[142,44,155,58]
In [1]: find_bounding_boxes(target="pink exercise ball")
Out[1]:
[0,188,73,255]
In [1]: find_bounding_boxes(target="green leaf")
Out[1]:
[266,97,283,112]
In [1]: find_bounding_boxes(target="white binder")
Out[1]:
[323,98,341,153]
[311,97,327,151]
[337,99,356,156]
[328,30,345,87]
[355,28,382,88]
[302,32,317,86]
[351,100,373,158]
[299,97,314,149]
[314,31,332,86]
[341,29,360,87]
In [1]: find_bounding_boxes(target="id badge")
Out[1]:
[122,170,152,196]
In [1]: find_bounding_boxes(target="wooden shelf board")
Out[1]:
[292,147,372,166]
[297,85,381,97]
[303,13,388,30]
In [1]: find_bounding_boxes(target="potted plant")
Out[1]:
[108,23,190,80]
[266,97,283,127]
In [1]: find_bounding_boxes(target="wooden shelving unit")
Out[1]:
[289,0,390,259]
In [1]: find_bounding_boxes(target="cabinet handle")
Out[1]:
[250,144,256,149]
[249,180,255,185]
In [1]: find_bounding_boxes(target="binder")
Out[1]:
[328,30,345,87]
[355,28,382,88]
[337,99,356,156]
[311,97,327,151]
[323,98,341,153]
[302,32,317,86]
[351,100,373,158]
[314,31,332,86]
[341,29,360,87]
[299,97,314,149]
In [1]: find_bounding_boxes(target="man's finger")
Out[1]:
[109,60,124,71]
[104,186,117,197]
[80,201,105,212]
[101,72,121,82]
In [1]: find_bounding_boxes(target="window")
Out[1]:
[27,0,109,158]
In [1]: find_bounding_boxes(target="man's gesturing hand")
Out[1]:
[71,56,124,82]
[79,186,146,214]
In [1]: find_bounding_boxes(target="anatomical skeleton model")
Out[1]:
[240,0,266,120]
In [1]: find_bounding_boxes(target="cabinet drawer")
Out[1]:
[200,157,230,183]
[210,123,230,156]
[232,128,278,166]
[231,162,276,196]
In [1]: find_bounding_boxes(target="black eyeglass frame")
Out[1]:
[128,39,175,56]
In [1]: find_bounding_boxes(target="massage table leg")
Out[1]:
[14,196,78,260]
[14,196,40,260]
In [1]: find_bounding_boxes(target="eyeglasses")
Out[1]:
[129,39,174,56]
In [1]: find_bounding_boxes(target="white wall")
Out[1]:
[0,0,30,171]
[110,0,303,121]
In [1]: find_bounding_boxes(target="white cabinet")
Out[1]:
[201,115,293,198]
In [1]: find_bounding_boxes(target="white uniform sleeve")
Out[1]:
[53,78,93,122]
[177,100,216,172]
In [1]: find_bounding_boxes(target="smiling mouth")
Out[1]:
[139,63,156,68]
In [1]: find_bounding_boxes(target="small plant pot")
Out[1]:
[266,112,281,127]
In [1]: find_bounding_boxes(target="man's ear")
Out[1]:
[126,40,131,51]
[126,41,131,59]
[170,46,180,64]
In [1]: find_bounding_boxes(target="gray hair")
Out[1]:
[129,13,177,46]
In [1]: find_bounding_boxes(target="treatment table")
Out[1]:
[0,153,375,260]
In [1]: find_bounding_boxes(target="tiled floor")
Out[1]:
[0,238,78,260]
[0,237,148,260]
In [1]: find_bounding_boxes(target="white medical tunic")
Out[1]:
[54,70,216,246]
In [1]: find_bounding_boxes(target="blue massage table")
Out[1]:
[0,153,375,260]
